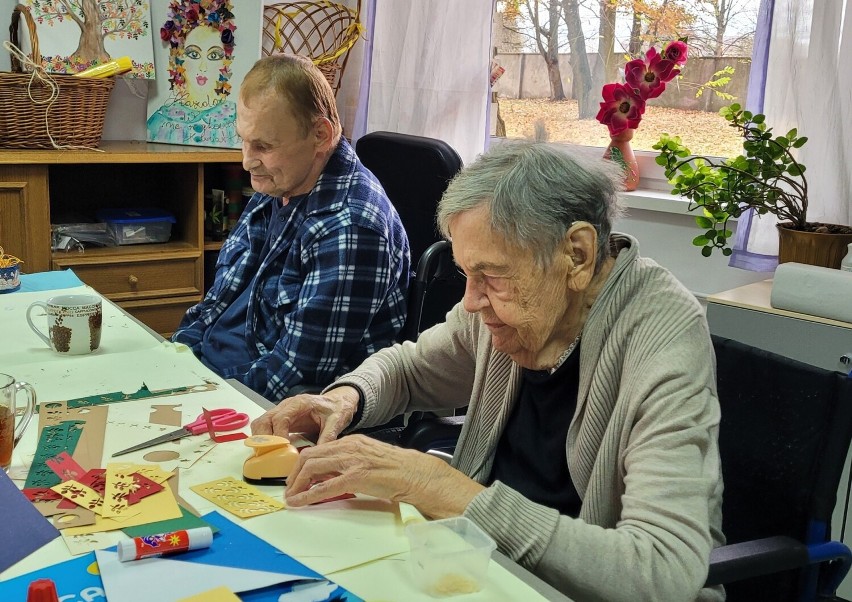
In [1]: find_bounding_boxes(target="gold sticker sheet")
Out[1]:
[189,476,285,518]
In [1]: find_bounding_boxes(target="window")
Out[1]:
[491,0,762,159]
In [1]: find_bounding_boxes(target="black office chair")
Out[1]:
[355,131,463,264]
[398,239,465,343]
[358,240,466,444]
[706,335,852,601]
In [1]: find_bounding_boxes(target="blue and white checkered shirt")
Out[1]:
[173,138,411,401]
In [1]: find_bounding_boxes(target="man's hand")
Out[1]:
[250,386,360,444]
[284,434,485,519]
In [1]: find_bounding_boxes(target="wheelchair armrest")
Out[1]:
[705,536,808,586]
[398,415,465,453]
[287,384,323,396]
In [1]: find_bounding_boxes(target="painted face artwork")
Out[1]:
[183,25,226,107]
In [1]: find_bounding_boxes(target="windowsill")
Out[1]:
[620,188,692,215]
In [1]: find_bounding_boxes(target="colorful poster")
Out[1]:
[146,0,263,149]
[21,0,156,78]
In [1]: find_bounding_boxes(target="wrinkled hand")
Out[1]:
[250,386,360,445]
[285,434,485,519]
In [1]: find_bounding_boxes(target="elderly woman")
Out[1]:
[252,142,724,601]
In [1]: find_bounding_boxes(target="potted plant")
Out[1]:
[653,103,852,268]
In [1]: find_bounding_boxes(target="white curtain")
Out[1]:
[361,0,493,164]
[740,0,852,261]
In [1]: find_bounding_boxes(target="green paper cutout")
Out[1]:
[121,505,219,538]
[36,383,219,411]
[25,420,85,488]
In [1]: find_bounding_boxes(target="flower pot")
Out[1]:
[777,222,852,270]
[0,264,20,293]
[603,129,639,191]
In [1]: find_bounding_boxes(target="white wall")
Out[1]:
[616,196,769,298]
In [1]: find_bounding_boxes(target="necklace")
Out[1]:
[549,333,582,374]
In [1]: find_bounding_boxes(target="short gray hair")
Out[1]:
[437,141,624,269]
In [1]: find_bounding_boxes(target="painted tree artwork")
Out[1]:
[22,0,156,78]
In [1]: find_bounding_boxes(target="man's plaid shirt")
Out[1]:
[173,139,411,401]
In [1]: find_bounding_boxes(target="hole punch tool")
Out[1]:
[243,435,299,485]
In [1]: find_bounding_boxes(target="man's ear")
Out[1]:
[312,117,335,152]
[562,222,598,292]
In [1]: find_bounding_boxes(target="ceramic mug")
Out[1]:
[0,373,36,472]
[26,294,103,355]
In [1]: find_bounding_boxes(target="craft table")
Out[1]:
[0,279,571,601]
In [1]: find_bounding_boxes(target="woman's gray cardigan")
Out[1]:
[334,234,725,602]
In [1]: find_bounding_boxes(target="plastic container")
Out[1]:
[96,208,176,245]
[405,516,496,597]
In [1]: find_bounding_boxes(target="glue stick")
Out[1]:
[117,526,213,562]
[73,56,133,78]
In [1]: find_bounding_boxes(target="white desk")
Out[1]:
[0,283,571,601]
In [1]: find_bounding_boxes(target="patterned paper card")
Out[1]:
[190,476,285,518]
[51,480,105,516]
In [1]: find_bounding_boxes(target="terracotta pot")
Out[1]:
[603,129,639,191]
[776,222,852,269]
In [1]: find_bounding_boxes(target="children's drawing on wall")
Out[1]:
[146,0,262,149]
[21,0,155,78]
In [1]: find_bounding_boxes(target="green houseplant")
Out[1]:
[653,103,852,267]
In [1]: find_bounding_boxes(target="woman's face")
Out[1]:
[182,25,226,106]
[450,205,575,370]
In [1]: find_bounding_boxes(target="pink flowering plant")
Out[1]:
[596,39,689,136]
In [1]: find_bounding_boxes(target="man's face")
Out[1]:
[237,91,324,199]
[450,205,574,370]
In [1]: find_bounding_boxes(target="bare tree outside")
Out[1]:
[492,0,760,157]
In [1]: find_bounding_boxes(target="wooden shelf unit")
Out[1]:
[0,141,244,336]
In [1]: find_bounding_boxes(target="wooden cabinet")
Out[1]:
[0,141,243,336]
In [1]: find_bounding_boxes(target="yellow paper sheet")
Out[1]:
[60,482,182,535]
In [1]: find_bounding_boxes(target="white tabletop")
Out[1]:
[0,283,569,601]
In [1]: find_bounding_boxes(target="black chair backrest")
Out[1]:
[712,335,852,599]
[355,131,463,263]
[399,240,465,343]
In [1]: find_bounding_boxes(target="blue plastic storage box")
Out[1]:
[96,208,176,245]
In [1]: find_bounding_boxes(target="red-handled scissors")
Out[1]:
[111,408,250,457]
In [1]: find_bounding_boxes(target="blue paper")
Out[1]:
[0,511,361,601]
[18,269,84,293]
[0,469,60,574]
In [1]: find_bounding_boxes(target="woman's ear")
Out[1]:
[562,222,598,291]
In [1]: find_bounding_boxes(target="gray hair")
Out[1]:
[437,141,624,270]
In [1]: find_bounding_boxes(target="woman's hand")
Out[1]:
[285,434,485,518]
[250,386,360,444]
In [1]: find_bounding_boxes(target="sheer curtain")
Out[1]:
[729,0,852,270]
[353,0,493,164]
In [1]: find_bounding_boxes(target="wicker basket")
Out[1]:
[0,4,115,149]
[262,1,363,95]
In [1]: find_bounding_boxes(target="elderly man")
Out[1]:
[252,142,724,601]
[172,55,410,401]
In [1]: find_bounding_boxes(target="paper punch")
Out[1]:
[243,435,299,485]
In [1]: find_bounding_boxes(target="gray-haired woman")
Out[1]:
[252,141,724,602]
